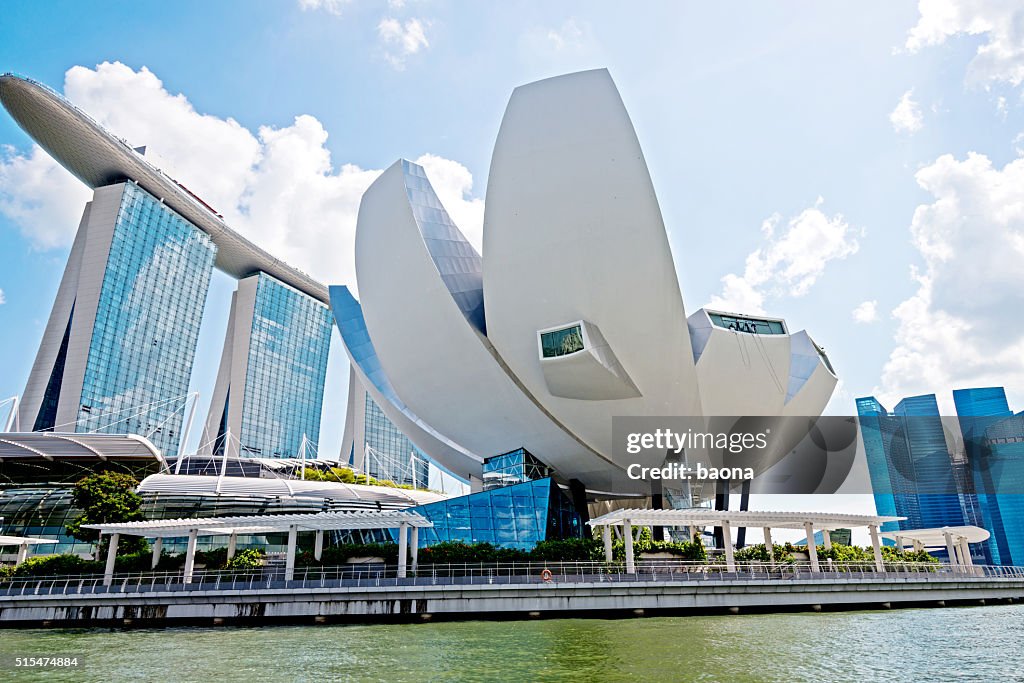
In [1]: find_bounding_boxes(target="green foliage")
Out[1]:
[299,467,420,491]
[224,548,265,570]
[418,541,531,564]
[733,543,797,562]
[10,554,98,577]
[296,542,401,567]
[530,538,605,562]
[66,472,145,553]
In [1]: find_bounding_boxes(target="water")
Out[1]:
[1,605,1021,682]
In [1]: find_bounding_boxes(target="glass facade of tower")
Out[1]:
[77,182,216,456]
[238,272,332,458]
[954,387,1024,566]
[363,392,429,488]
[858,386,1024,565]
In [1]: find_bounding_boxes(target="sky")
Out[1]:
[0,1,1022,538]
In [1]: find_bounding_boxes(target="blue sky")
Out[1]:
[1,1,1023,529]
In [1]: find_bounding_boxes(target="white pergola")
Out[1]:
[84,510,433,586]
[0,534,58,565]
[588,509,904,574]
[881,526,989,571]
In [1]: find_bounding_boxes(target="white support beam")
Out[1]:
[623,519,635,574]
[762,527,773,563]
[227,532,237,561]
[804,522,819,572]
[151,537,162,570]
[688,525,699,544]
[314,529,324,562]
[722,523,735,572]
[602,525,613,563]
[285,525,297,582]
[944,531,958,570]
[183,528,198,584]
[959,536,974,568]
[913,539,924,553]
[397,523,409,579]
[821,529,832,551]
[16,542,28,566]
[869,524,884,572]
[104,533,119,587]
[410,526,419,573]
[894,535,905,550]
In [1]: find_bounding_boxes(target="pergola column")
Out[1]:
[722,522,735,572]
[183,528,198,584]
[762,527,773,563]
[943,531,958,570]
[895,535,905,550]
[227,532,237,561]
[623,519,635,574]
[397,523,409,579]
[602,525,613,563]
[869,524,884,572]
[689,526,699,544]
[913,539,924,553]
[821,529,832,551]
[959,536,973,568]
[103,532,120,587]
[314,529,324,562]
[410,526,419,573]
[151,537,162,570]
[804,522,819,572]
[285,525,298,581]
[16,542,28,566]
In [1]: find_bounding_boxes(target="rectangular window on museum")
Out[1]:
[708,312,785,335]
[540,325,585,358]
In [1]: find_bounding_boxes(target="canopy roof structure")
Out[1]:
[588,508,902,531]
[138,473,446,507]
[881,526,990,546]
[0,535,58,546]
[84,509,433,539]
[0,432,164,463]
[88,510,432,586]
[0,73,327,303]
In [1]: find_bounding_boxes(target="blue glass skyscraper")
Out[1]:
[21,182,217,456]
[204,272,332,459]
[954,387,1024,566]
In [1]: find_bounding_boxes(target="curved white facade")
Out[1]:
[483,69,702,458]
[337,69,838,495]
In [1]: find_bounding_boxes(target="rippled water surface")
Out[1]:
[2,605,1022,682]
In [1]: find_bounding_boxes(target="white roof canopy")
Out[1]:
[84,510,433,539]
[588,508,903,530]
[0,535,58,546]
[881,526,990,546]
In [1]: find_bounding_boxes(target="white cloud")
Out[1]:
[905,0,1024,87]
[890,90,924,133]
[546,18,585,51]
[377,17,429,69]
[875,150,1024,410]
[0,288,5,305]
[852,300,879,324]
[297,0,352,15]
[0,62,484,290]
[0,143,91,250]
[707,199,860,315]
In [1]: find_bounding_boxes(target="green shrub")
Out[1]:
[224,548,265,570]
[531,538,604,562]
[733,543,796,562]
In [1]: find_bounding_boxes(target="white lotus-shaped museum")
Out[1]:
[336,69,837,495]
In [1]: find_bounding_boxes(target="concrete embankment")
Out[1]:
[2,576,1023,628]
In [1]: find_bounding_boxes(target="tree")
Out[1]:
[66,471,146,554]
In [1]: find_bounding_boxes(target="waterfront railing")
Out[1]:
[1,560,1023,597]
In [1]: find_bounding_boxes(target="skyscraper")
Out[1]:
[1,73,334,459]
[954,387,1024,566]
[203,272,332,458]
[859,387,1024,565]
[20,182,216,456]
